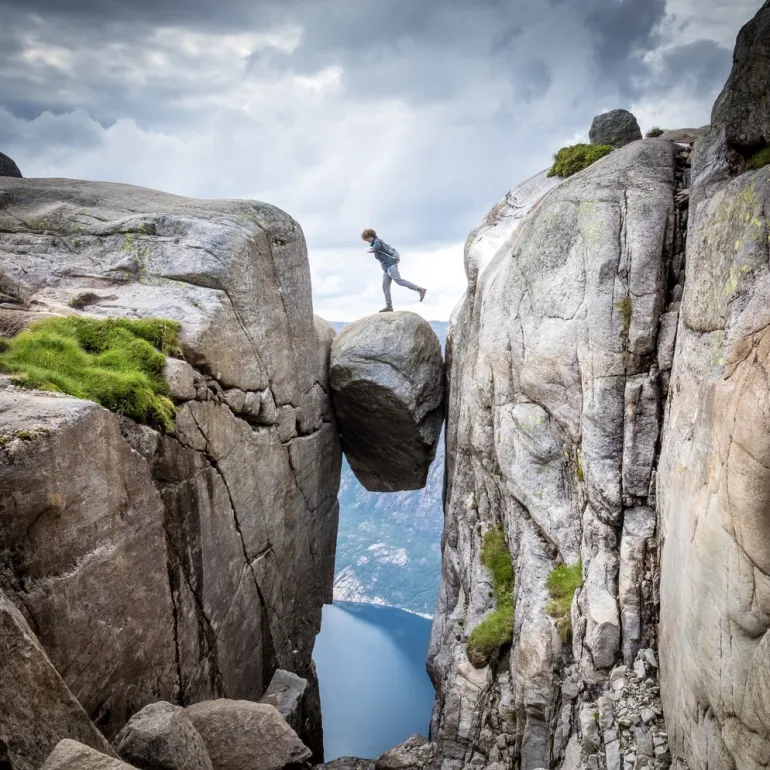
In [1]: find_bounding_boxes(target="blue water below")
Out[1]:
[313,601,436,760]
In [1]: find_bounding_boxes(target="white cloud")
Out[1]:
[310,242,466,322]
[0,0,761,320]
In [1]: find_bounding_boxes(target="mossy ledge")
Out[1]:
[0,316,181,432]
[546,561,583,642]
[547,144,614,178]
[467,524,515,668]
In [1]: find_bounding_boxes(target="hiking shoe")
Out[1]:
[379,306,394,313]
[418,288,427,302]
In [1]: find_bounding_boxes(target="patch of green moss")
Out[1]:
[546,561,583,641]
[0,316,181,431]
[645,127,664,138]
[0,426,51,448]
[575,448,584,482]
[547,144,614,178]
[616,296,632,334]
[747,147,770,170]
[467,525,515,667]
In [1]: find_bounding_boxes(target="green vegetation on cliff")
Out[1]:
[645,127,664,138]
[467,525,514,667]
[0,316,180,431]
[547,144,614,178]
[546,561,583,641]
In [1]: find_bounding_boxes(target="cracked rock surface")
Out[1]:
[330,312,444,492]
[658,3,770,768]
[0,179,340,762]
[429,137,679,770]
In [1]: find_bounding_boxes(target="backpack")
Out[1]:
[379,240,400,262]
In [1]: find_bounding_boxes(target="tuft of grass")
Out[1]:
[747,147,770,171]
[575,447,584,482]
[467,525,515,667]
[546,561,583,642]
[547,144,614,178]
[645,127,665,138]
[0,316,181,431]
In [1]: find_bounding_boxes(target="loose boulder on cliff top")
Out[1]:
[0,152,21,178]
[112,702,213,770]
[589,109,642,148]
[185,700,311,770]
[329,312,444,492]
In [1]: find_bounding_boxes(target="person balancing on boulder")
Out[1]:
[361,228,427,312]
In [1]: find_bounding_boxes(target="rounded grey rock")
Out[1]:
[589,109,642,148]
[330,311,444,492]
[0,152,21,178]
[112,702,213,770]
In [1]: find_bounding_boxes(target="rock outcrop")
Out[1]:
[0,152,21,178]
[0,179,340,755]
[589,109,643,148]
[0,589,115,770]
[113,702,213,770]
[430,134,677,770]
[657,3,770,768]
[185,700,311,770]
[428,4,770,770]
[40,741,134,770]
[329,312,444,492]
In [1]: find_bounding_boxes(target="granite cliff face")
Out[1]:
[428,3,770,770]
[430,136,679,770]
[0,179,340,767]
[658,3,770,768]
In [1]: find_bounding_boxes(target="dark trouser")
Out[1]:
[382,264,420,307]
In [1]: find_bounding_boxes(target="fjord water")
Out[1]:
[313,601,435,760]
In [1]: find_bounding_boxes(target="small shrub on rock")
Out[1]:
[0,316,181,431]
[547,144,614,178]
[467,525,514,667]
[546,561,583,641]
[645,127,665,138]
[747,147,770,170]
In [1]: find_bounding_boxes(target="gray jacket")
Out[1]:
[369,237,400,272]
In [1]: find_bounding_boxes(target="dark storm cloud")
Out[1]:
[654,39,732,98]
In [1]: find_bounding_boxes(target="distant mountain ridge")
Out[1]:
[330,320,447,617]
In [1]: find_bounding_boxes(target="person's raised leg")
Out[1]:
[381,271,394,311]
[387,265,426,301]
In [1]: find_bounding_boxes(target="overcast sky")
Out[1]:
[0,0,761,320]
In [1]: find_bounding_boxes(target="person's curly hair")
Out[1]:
[361,228,377,240]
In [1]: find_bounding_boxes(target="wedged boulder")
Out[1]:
[112,702,213,770]
[0,590,115,770]
[589,109,642,148]
[185,700,312,770]
[329,312,444,492]
[40,741,134,770]
[0,152,21,178]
